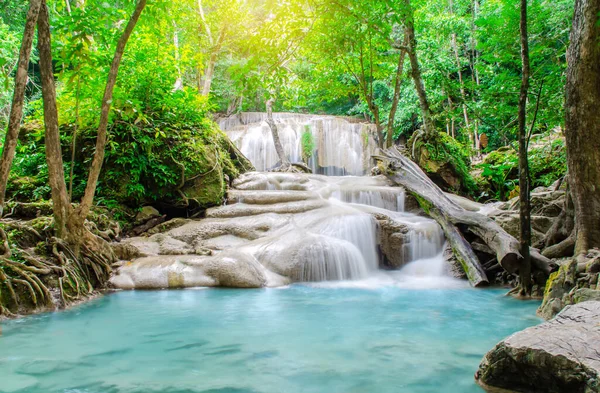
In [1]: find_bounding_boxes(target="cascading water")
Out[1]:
[219,112,379,175]
[111,114,456,290]
[216,113,450,284]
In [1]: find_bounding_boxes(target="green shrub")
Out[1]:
[301,125,315,162]
[475,137,567,201]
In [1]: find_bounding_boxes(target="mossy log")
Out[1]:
[378,147,553,278]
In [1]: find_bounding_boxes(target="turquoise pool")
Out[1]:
[0,285,540,393]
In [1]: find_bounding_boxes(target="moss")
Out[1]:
[412,192,433,215]
[409,132,477,196]
[544,269,561,298]
[13,114,246,212]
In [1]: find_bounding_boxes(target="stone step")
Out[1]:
[206,199,328,219]
[226,190,318,205]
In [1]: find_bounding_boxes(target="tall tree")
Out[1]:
[265,97,290,170]
[564,0,600,255]
[517,0,532,296]
[37,0,147,247]
[197,0,225,96]
[386,41,408,148]
[402,0,436,141]
[0,0,42,216]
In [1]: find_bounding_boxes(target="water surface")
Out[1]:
[0,285,540,393]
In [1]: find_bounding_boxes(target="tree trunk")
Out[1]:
[429,207,488,287]
[202,52,217,96]
[378,147,553,278]
[386,38,408,148]
[451,33,470,131]
[0,0,42,216]
[516,0,532,296]
[404,0,436,140]
[37,0,72,237]
[265,98,290,170]
[73,0,147,226]
[564,0,600,255]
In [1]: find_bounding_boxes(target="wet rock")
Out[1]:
[206,199,327,218]
[111,172,446,289]
[476,301,600,393]
[109,252,276,289]
[374,215,411,269]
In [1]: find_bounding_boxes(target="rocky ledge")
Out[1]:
[475,301,600,393]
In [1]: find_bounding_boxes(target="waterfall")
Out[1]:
[216,113,450,283]
[113,115,456,291]
[219,112,379,175]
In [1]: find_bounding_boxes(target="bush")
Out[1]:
[475,136,567,201]
[8,88,243,211]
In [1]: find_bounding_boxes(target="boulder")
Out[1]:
[109,252,279,290]
[494,213,553,246]
[134,206,161,225]
[373,214,411,269]
[476,301,600,393]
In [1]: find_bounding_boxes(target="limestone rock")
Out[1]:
[109,252,278,290]
[476,301,600,393]
[110,172,448,289]
[111,242,146,261]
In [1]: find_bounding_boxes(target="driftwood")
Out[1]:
[430,208,488,286]
[378,147,553,278]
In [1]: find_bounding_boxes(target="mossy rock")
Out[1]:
[408,132,477,196]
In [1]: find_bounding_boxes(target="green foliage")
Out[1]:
[300,126,315,162]
[0,19,23,132]
[476,135,567,201]
[10,92,237,209]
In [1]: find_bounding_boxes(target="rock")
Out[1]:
[538,259,577,320]
[494,213,553,245]
[109,252,282,289]
[373,214,411,269]
[476,301,600,393]
[504,189,565,218]
[111,242,146,260]
[130,215,166,236]
[134,206,161,225]
[572,288,600,304]
[146,218,191,235]
[111,172,448,289]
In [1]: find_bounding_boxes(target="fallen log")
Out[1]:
[429,208,488,287]
[377,146,553,277]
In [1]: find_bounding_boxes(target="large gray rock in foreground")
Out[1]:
[476,301,600,393]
